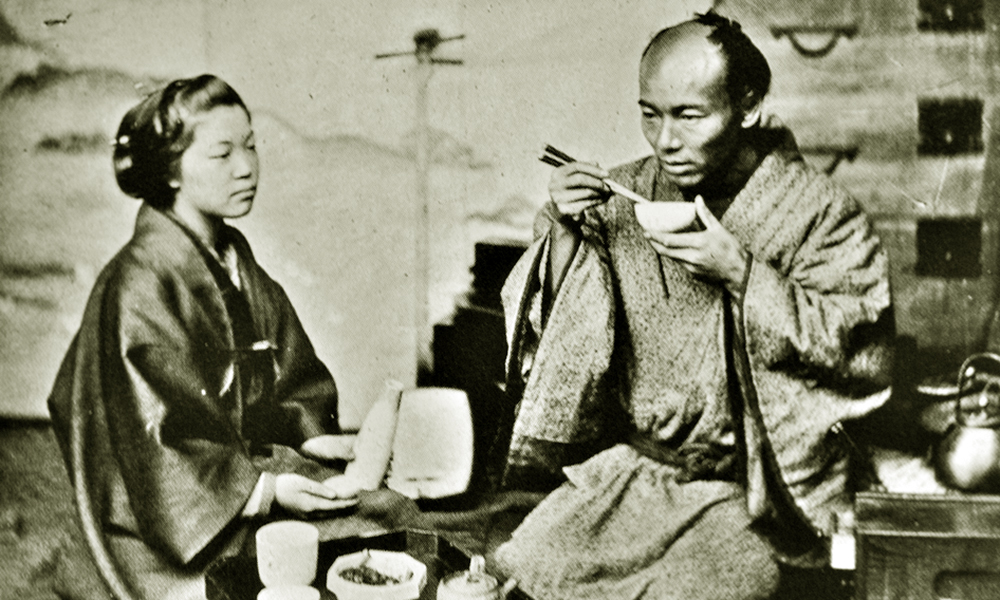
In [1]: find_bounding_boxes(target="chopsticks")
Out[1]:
[539,145,650,204]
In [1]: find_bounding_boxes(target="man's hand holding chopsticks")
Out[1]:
[541,145,649,215]
[549,161,613,223]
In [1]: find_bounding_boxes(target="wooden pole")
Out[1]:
[377,29,463,382]
[414,48,433,379]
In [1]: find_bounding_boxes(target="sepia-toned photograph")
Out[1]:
[0,0,997,598]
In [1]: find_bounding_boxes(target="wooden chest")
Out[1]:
[854,491,1000,600]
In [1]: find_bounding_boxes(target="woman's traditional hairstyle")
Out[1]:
[113,74,248,209]
[643,11,771,106]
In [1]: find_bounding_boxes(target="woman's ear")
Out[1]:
[740,91,763,129]
[168,180,180,190]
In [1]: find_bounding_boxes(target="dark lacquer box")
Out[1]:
[854,491,1000,600]
[206,529,529,600]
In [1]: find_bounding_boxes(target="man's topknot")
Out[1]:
[643,10,771,106]
[696,10,770,104]
[693,10,742,32]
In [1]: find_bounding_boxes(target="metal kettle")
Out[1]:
[934,353,1000,492]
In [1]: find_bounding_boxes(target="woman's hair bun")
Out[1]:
[112,91,172,205]
[112,75,248,209]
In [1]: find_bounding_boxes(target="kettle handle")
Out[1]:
[954,353,1000,423]
[955,352,1000,417]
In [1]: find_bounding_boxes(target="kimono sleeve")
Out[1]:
[104,262,259,565]
[740,189,894,389]
[268,281,340,445]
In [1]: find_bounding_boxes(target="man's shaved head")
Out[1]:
[641,12,770,108]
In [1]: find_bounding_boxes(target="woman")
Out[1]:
[48,75,353,600]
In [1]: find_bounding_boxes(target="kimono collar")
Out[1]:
[134,204,243,294]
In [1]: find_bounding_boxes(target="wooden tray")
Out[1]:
[854,492,1000,600]
[206,529,528,600]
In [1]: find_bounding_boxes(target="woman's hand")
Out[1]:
[549,162,612,223]
[321,474,365,499]
[274,473,350,516]
[300,434,357,461]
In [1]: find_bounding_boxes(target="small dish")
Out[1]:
[634,202,698,233]
[326,550,428,600]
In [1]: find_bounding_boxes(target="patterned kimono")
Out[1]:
[48,204,340,599]
[493,126,893,599]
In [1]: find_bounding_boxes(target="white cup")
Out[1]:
[256,521,319,587]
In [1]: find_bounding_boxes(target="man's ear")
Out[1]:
[740,90,763,129]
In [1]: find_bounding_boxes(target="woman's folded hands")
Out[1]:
[274,473,351,515]
[266,434,363,516]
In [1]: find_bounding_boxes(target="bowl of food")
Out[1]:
[633,202,698,233]
[326,550,427,600]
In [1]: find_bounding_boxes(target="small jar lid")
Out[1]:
[441,555,498,596]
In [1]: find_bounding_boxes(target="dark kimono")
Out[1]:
[48,204,340,599]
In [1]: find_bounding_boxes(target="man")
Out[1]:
[492,11,893,600]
